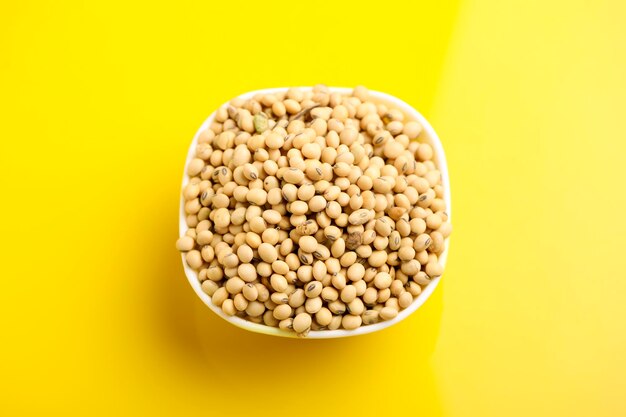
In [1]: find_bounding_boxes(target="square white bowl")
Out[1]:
[180,87,451,338]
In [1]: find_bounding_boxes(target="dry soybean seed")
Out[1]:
[342,314,362,330]
[362,287,378,306]
[222,299,236,316]
[299,236,318,253]
[305,297,323,314]
[261,228,279,245]
[185,250,203,269]
[426,261,443,278]
[399,292,413,309]
[426,213,442,230]
[242,283,259,301]
[321,287,338,303]
[312,244,330,260]
[258,243,278,263]
[390,279,404,296]
[348,209,373,225]
[438,221,452,238]
[415,233,432,251]
[315,308,332,327]
[273,304,293,320]
[398,246,416,262]
[304,281,323,298]
[297,220,318,236]
[347,298,365,315]
[328,300,346,315]
[223,253,239,268]
[279,318,293,330]
[262,310,279,327]
[386,298,400,311]
[374,272,392,289]
[234,293,249,311]
[225,277,245,294]
[211,287,228,307]
[289,289,306,308]
[245,301,265,317]
[238,264,257,282]
[331,272,347,290]
[309,195,327,212]
[272,260,289,275]
[201,280,218,296]
[369,251,388,267]
[379,306,398,320]
[328,315,342,330]
[271,274,289,292]
[271,292,290,305]
[176,235,195,251]
[430,231,445,254]
[283,168,305,184]
[237,245,253,263]
[362,310,379,325]
[256,284,270,302]
[340,285,357,303]
[347,263,365,282]
[293,313,312,333]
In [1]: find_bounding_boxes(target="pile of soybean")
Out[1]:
[177,85,451,336]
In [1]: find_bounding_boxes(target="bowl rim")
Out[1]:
[179,87,451,338]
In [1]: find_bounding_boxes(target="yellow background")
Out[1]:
[2,1,625,416]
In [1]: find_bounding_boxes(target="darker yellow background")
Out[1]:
[2,1,625,416]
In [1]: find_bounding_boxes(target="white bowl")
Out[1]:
[180,87,451,338]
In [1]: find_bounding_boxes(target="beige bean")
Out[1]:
[258,243,278,263]
[176,236,195,252]
[342,314,362,330]
[374,272,392,289]
[242,283,258,301]
[185,250,203,269]
[304,281,323,298]
[213,208,230,229]
[348,209,373,225]
[347,263,365,282]
[429,231,445,254]
[315,308,332,327]
[237,264,257,282]
[233,293,248,311]
[270,274,288,292]
[347,298,365,316]
[327,315,342,330]
[278,318,293,330]
[369,251,388,267]
[201,280,218,296]
[321,286,338,302]
[225,277,245,294]
[425,261,443,278]
[298,235,318,253]
[288,288,306,308]
[245,301,265,317]
[328,300,346,315]
[340,285,357,303]
[293,313,312,333]
[284,99,301,114]
[211,287,228,306]
[414,233,432,251]
[379,306,398,320]
[305,297,323,314]
[273,304,293,320]
[398,292,413,309]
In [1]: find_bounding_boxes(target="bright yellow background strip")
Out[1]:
[1,1,625,416]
